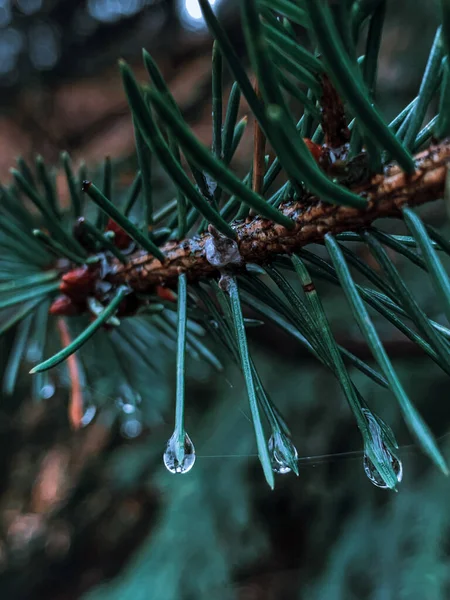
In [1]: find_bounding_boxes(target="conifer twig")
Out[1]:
[109,140,450,292]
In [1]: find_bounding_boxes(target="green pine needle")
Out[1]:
[174,273,188,463]
[304,0,416,172]
[30,286,129,374]
[82,179,165,261]
[325,233,449,476]
[227,276,275,489]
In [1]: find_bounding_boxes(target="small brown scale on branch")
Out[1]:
[104,140,450,295]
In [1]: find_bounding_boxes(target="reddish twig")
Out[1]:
[105,140,450,293]
[57,318,83,430]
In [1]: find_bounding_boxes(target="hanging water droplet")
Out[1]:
[361,408,402,488]
[268,432,298,475]
[363,451,403,489]
[121,419,142,439]
[39,381,55,400]
[80,405,97,427]
[204,225,241,268]
[122,403,135,415]
[163,431,196,474]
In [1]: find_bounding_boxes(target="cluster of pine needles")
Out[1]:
[1,0,450,490]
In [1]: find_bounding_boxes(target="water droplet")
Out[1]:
[204,227,241,268]
[268,432,298,475]
[81,405,97,427]
[121,419,142,439]
[363,452,403,489]
[361,408,402,488]
[163,431,196,474]
[122,403,135,415]
[39,382,55,400]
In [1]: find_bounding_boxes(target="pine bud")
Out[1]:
[105,218,132,249]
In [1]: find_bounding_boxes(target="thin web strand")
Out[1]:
[77,381,450,468]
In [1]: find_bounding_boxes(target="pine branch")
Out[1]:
[2,0,450,491]
[109,140,450,292]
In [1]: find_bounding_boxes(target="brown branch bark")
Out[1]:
[108,141,450,293]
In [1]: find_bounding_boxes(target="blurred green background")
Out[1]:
[0,1,450,599]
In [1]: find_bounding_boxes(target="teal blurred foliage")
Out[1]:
[82,343,450,600]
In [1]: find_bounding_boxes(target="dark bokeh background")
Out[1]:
[1,2,450,599]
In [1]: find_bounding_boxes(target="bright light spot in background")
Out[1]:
[185,0,215,20]
[180,0,217,30]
